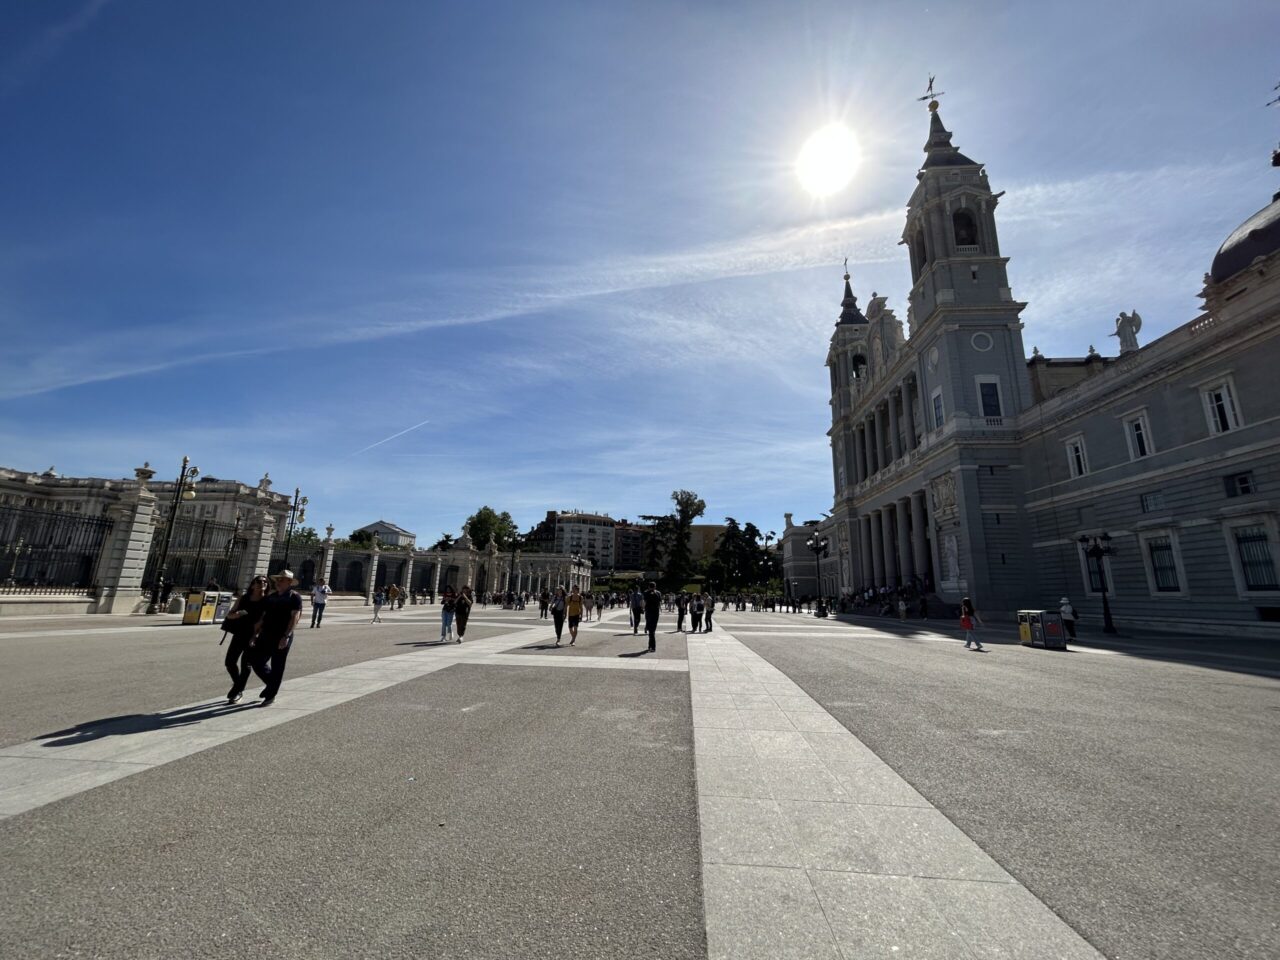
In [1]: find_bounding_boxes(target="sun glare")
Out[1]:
[796,122,861,198]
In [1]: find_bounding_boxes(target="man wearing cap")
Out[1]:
[251,570,303,704]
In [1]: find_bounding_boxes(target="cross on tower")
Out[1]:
[917,75,946,111]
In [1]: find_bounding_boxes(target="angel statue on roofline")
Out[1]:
[1111,310,1142,354]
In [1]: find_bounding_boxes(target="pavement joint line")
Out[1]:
[689,625,1105,960]
[0,619,694,820]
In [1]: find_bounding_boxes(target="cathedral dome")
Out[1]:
[1209,192,1280,284]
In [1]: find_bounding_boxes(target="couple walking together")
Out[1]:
[221,569,304,705]
[438,585,473,643]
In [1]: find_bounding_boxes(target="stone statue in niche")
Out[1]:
[944,534,960,583]
[1111,310,1142,354]
[930,473,957,515]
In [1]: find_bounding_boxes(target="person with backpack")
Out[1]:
[439,586,457,643]
[550,587,568,646]
[960,597,984,651]
[222,575,268,703]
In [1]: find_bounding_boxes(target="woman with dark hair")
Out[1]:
[440,585,457,643]
[960,597,984,651]
[550,586,568,646]
[455,585,474,643]
[222,576,268,702]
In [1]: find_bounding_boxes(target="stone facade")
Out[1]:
[783,101,1280,635]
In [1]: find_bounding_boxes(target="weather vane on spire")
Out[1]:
[917,75,945,112]
[843,256,849,277]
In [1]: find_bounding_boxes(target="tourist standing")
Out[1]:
[703,593,715,632]
[250,570,303,704]
[566,586,584,645]
[1059,597,1078,639]
[455,585,473,643]
[629,586,645,635]
[310,578,331,628]
[960,597,984,651]
[690,594,705,633]
[440,586,457,643]
[550,587,568,646]
[371,587,385,623]
[539,589,550,619]
[643,580,662,652]
[675,593,688,632]
[222,575,267,703]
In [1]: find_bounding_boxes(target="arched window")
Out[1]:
[952,209,978,248]
[850,354,867,380]
[911,229,928,281]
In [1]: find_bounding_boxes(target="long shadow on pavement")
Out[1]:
[36,700,262,747]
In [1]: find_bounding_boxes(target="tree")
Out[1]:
[348,529,377,548]
[642,489,706,589]
[291,525,320,547]
[430,532,455,551]
[464,506,519,550]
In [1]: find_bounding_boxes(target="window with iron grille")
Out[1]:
[1233,525,1279,591]
[1141,492,1165,513]
[1145,536,1180,592]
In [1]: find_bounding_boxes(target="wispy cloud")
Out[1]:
[1,0,111,98]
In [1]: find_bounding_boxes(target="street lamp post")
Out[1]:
[281,487,309,569]
[4,537,30,587]
[1077,533,1118,634]
[806,532,830,617]
[146,455,199,614]
[507,535,525,598]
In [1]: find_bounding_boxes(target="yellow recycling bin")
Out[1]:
[182,591,205,625]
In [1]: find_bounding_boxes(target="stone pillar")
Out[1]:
[858,516,873,591]
[911,491,929,587]
[903,379,917,451]
[236,509,278,590]
[403,551,415,597]
[862,418,875,476]
[94,466,160,615]
[872,408,885,474]
[432,557,442,599]
[870,509,885,588]
[366,547,380,605]
[880,507,897,588]
[888,390,902,462]
[896,497,913,584]
[853,425,865,483]
[320,533,336,586]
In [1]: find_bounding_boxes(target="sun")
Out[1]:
[796,122,861,198]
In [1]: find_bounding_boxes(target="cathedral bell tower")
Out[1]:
[827,267,869,501]
[902,97,1032,422]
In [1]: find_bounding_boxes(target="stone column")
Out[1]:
[870,509,885,588]
[853,424,866,482]
[236,509,278,590]
[403,551,415,597]
[858,516,873,591]
[432,557,442,599]
[862,417,875,475]
[320,528,336,585]
[910,491,929,586]
[902,379,917,451]
[888,390,902,462]
[94,465,160,615]
[872,408,885,474]
[880,507,897,588]
[366,547,380,605]
[896,497,913,584]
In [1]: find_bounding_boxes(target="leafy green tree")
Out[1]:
[464,506,519,549]
[348,529,377,548]
[430,532,455,551]
[642,489,706,589]
[291,525,320,546]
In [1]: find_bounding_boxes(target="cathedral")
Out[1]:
[782,98,1280,636]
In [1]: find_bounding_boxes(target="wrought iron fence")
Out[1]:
[0,504,113,594]
[142,516,245,593]
[268,541,325,590]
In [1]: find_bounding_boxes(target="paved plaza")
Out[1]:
[1,605,1276,959]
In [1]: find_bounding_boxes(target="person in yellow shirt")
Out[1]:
[566,586,584,645]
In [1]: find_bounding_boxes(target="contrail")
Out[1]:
[347,417,433,457]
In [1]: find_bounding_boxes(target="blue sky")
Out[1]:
[1,0,1276,542]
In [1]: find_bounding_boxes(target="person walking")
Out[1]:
[550,587,568,646]
[898,597,908,622]
[703,593,715,632]
[455,585,473,643]
[566,586,584,645]
[643,580,662,653]
[387,583,400,611]
[440,586,457,643]
[539,589,550,619]
[1059,597,1078,640]
[371,586,385,624]
[960,597,984,651]
[629,586,645,635]
[918,594,929,621]
[250,570,303,704]
[690,593,705,633]
[310,578,331,628]
[583,591,595,622]
[675,592,688,632]
[221,575,268,703]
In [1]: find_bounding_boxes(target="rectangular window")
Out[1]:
[1126,415,1151,459]
[979,381,1002,418]
[1065,437,1089,479]
[1146,536,1181,592]
[1202,381,1241,434]
[1224,472,1256,498]
[1141,492,1166,513]
[932,390,945,429]
[1234,525,1279,591]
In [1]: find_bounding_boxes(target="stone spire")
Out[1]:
[837,267,867,325]
[922,101,978,170]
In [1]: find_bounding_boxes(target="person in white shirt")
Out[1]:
[310,578,332,628]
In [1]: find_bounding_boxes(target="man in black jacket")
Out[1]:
[643,581,662,653]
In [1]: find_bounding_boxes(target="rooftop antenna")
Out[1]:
[917,74,945,111]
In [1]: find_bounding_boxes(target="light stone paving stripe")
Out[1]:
[0,621,664,820]
[690,627,1105,960]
